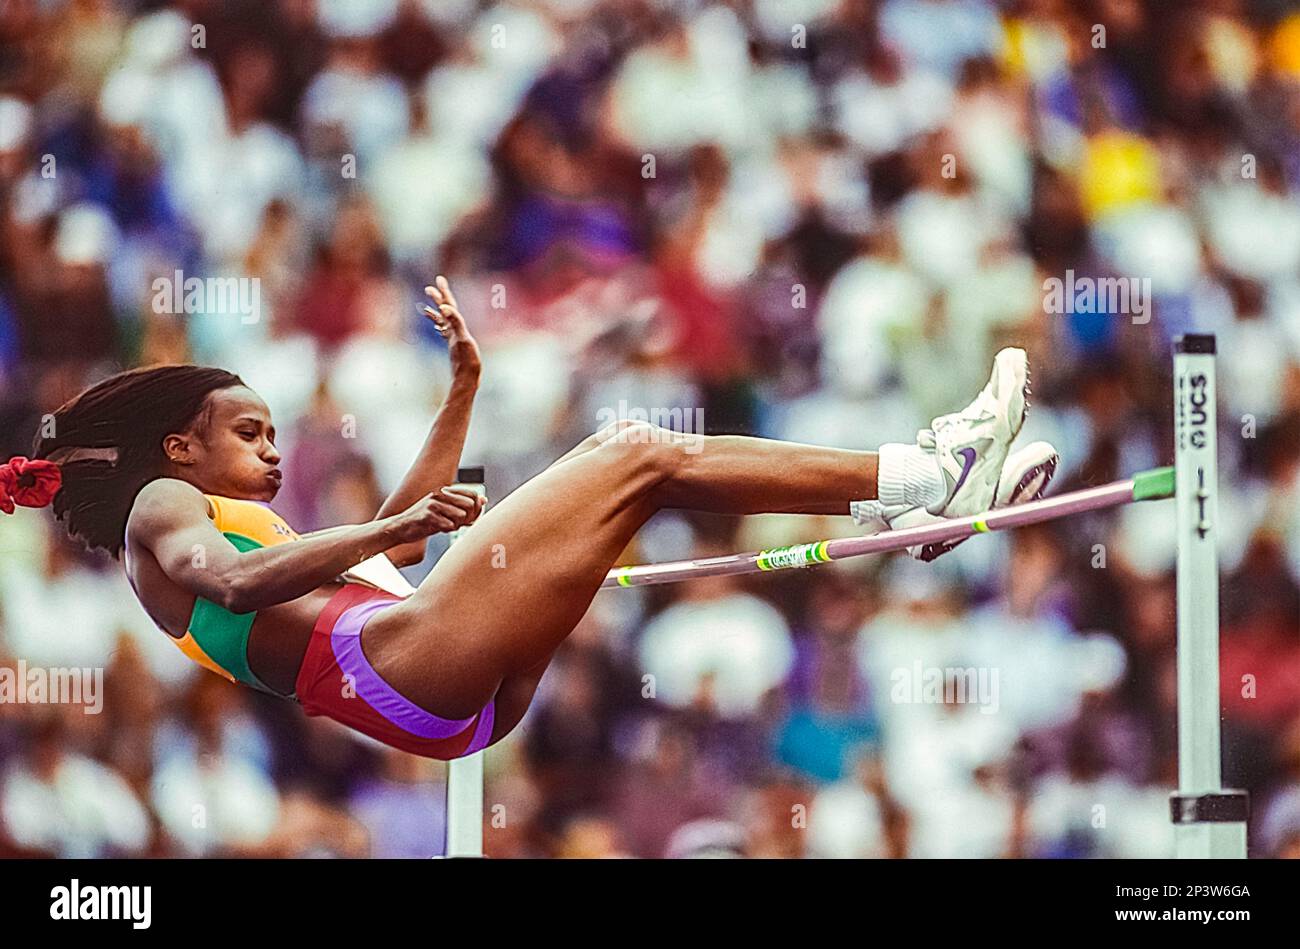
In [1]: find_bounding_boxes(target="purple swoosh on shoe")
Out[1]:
[950,447,978,496]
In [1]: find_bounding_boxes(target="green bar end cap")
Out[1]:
[1133,466,1176,501]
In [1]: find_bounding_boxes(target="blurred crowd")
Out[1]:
[1,0,1299,857]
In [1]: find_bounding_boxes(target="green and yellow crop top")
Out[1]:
[169,495,300,694]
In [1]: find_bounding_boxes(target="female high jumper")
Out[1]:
[1,277,1056,759]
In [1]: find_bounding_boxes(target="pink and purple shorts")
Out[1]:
[294,584,495,759]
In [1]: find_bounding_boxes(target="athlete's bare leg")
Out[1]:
[363,421,877,725]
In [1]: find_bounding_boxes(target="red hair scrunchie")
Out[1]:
[0,456,62,515]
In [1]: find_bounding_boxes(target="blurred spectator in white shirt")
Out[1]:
[639,566,795,720]
[1,712,150,857]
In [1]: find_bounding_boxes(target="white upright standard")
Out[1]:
[444,466,487,857]
[1170,334,1248,858]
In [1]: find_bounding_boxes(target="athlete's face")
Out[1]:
[165,386,282,501]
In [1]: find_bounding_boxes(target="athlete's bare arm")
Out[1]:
[376,276,484,567]
[127,478,475,613]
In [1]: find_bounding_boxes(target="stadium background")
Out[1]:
[0,0,1298,858]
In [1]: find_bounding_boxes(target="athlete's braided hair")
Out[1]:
[23,365,244,556]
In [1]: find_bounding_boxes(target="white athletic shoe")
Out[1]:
[926,347,1030,517]
[851,440,1060,561]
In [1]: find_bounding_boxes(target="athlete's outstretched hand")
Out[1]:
[389,487,486,544]
[423,275,481,383]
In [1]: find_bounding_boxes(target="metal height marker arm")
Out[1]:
[1171,334,1248,858]
[444,465,486,858]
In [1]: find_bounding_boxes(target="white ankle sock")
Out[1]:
[877,443,945,509]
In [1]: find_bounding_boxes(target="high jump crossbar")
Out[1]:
[600,468,1174,589]
[446,335,1246,858]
